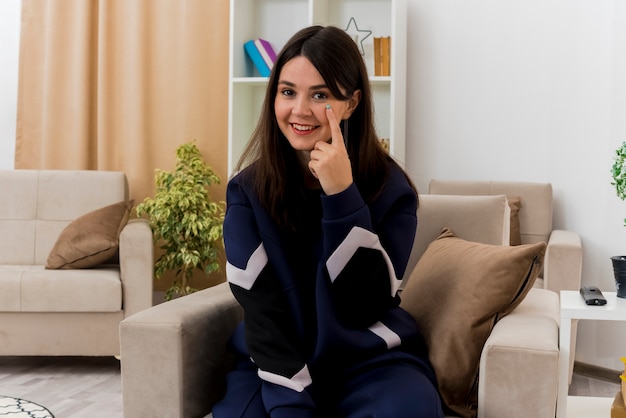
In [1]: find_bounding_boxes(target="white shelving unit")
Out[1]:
[228,0,407,176]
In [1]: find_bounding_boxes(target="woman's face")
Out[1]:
[274,56,358,156]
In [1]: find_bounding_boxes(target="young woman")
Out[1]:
[213,25,444,418]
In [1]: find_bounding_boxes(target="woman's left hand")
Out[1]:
[308,106,353,195]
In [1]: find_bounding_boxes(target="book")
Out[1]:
[244,40,271,77]
[381,36,390,76]
[254,38,277,70]
[374,37,383,76]
[373,37,390,76]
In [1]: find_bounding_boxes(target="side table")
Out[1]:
[557,290,626,418]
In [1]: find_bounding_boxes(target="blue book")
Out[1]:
[244,40,271,77]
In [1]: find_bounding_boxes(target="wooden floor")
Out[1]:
[0,356,122,418]
[569,364,622,398]
[0,356,621,417]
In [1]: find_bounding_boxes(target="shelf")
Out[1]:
[369,76,392,85]
[232,77,270,85]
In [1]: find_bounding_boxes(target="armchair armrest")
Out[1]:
[543,229,582,384]
[543,229,583,294]
[478,288,559,418]
[119,219,154,318]
[120,282,243,418]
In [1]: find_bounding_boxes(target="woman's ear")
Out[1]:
[343,89,362,119]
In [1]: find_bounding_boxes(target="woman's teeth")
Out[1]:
[293,123,315,132]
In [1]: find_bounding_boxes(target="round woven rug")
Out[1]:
[0,395,54,418]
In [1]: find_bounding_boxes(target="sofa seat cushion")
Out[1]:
[0,265,122,312]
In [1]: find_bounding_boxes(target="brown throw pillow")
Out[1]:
[46,200,133,269]
[399,228,546,418]
[508,196,522,246]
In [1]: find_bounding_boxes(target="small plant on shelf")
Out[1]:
[136,142,225,300]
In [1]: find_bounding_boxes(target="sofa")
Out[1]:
[120,181,564,418]
[0,169,154,356]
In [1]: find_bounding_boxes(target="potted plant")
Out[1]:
[610,141,626,298]
[136,141,225,300]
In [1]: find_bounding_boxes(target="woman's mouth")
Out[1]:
[291,123,318,135]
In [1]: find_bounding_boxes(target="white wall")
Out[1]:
[0,0,21,170]
[407,0,626,371]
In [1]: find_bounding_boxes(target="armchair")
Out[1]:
[428,179,583,382]
[120,191,560,418]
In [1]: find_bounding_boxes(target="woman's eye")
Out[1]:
[312,92,328,100]
[281,89,295,97]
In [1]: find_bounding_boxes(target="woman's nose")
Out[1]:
[292,97,312,116]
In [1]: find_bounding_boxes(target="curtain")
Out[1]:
[16,0,229,203]
[16,0,230,290]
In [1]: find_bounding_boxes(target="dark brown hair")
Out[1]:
[235,25,416,230]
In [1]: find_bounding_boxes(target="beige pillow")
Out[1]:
[508,196,522,246]
[400,228,546,418]
[46,200,133,269]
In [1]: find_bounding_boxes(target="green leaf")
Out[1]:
[613,141,626,202]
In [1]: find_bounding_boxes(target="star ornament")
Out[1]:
[344,17,372,56]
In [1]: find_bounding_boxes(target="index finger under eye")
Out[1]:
[325,105,344,147]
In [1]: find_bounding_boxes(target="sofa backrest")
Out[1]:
[402,194,510,287]
[429,179,553,246]
[0,170,128,265]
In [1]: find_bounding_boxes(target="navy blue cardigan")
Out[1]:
[224,163,429,413]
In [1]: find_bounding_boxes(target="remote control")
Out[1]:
[579,286,607,306]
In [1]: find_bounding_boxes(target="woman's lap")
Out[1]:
[213,355,443,418]
[336,358,444,418]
